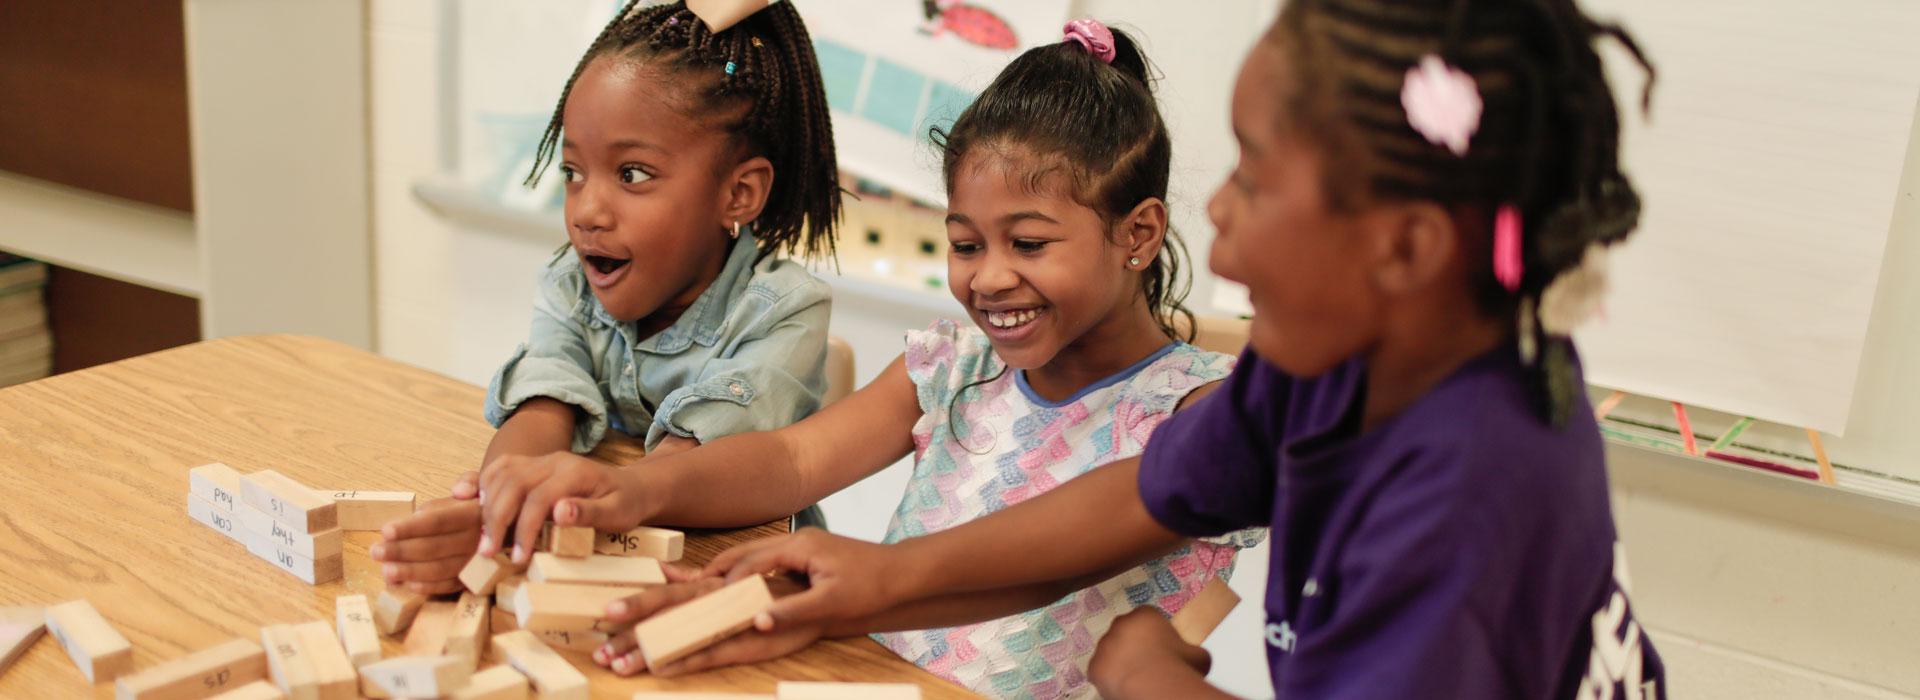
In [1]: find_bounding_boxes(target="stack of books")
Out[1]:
[0,254,52,388]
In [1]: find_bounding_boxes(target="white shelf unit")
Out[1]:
[0,171,201,298]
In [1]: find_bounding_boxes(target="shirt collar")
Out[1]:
[619,230,760,354]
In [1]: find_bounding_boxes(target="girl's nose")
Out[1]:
[570,182,615,234]
[970,252,1020,296]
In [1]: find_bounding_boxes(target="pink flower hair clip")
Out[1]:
[1401,54,1482,156]
[1064,18,1115,64]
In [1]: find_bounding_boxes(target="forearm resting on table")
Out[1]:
[825,564,1154,636]
[891,457,1185,601]
[483,397,577,465]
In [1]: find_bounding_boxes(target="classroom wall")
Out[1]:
[364,2,1920,697]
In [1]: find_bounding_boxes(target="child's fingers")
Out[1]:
[661,562,706,583]
[380,557,468,586]
[759,587,839,628]
[718,540,817,583]
[651,630,808,677]
[402,578,466,596]
[554,493,624,530]
[370,528,479,563]
[478,478,533,558]
[449,470,481,500]
[513,483,570,565]
[592,631,637,668]
[608,647,648,676]
[381,501,480,542]
[602,578,725,625]
[702,533,796,578]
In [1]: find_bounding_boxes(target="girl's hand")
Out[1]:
[592,564,824,676]
[371,497,482,595]
[476,452,648,564]
[703,528,905,630]
[1089,607,1214,699]
[449,470,481,500]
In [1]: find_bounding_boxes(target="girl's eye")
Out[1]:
[1012,239,1049,253]
[559,165,582,183]
[619,165,651,185]
[950,241,981,255]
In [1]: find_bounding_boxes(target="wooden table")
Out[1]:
[0,335,976,698]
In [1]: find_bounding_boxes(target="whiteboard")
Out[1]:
[1576,0,1920,435]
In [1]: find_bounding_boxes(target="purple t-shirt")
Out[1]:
[1139,346,1664,699]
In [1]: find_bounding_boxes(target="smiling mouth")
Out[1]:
[983,306,1045,329]
[585,254,630,275]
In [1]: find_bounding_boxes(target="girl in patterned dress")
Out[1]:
[471,18,1263,700]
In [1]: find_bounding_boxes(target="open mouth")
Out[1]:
[982,306,1046,330]
[584,254,630,275]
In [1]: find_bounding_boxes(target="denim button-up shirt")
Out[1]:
[484,232,832,453]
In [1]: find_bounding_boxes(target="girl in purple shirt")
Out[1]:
[607,0,1667,697]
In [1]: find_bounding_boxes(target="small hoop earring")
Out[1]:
[1128,256,1141,268]
[730,221,741,240]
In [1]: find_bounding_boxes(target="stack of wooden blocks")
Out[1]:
[185,462,416,585]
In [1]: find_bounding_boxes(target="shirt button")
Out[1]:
[1302,579,1319,597]
[729,383,744,396]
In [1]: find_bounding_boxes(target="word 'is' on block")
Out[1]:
[239,469,337,533]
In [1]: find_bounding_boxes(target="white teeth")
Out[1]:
[986,308,1042,329]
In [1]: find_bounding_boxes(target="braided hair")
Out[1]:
[933,26,1196,344]
[1270,0,1654,425]
[527,0,841,262]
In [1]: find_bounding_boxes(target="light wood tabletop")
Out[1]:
[0,334,977,698]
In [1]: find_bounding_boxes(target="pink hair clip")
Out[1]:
[1493,204,1523,291]
[1063,18,1115,64]
[1401,54,1482,156]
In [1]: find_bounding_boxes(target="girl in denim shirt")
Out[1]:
[371,0,841,593]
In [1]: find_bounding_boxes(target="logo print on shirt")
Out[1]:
[1266,620,1296,652]
[1575,542,1655,699]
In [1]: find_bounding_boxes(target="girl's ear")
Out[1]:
[1120,197,1170,269]
[720,155,775,231]
[1367,201,1458,295]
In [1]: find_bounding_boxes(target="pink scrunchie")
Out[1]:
[1064,19,1115,64]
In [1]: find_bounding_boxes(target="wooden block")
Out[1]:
[239,470,338,533]
[633,694,772,700]
[357,655,471,698]
[187,492,245,544]
[548,525,594,558]
[290,621,356,700]
[402,600,458,658]
[208,680,286,700]
[489,631,587,700]
[237,503,343,560]
[189,462,245,513]
[514,582,633,633]
[459,552,522,595]
[241,524,344,585]
[113,637,266,700]
[595,525,685,562]
[333,595,381,668]
[632,576,772,669]
[445,592,491,670]
[326,490,415,531]
[259,624,319,700]
[489,608,520,637]
[527,552,664,588]
[447,665,529,700]
[776,682,921,700]
[494,575,526,615]
[372,587,426,636]
[528,628,607,653]
[45,599,134,683]
[1169,577,1240,646]
[0,606,47,677]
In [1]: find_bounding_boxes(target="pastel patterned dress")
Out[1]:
[875,320,1268,700]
